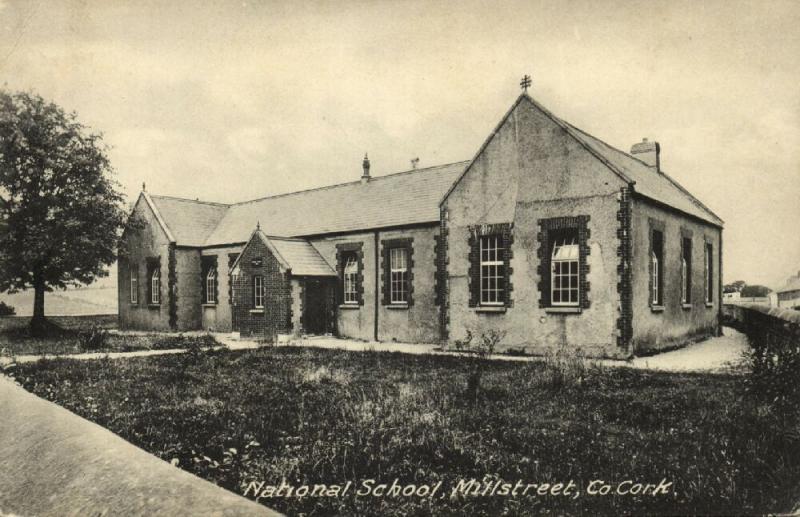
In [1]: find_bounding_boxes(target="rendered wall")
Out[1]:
[444,96,630,358]
[309,224,440,344]
[118,200,172,331]
[630,197,721,353]
[200,246,243,332]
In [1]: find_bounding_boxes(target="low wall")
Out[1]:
[722,303,800,329]
[0,376,280,517]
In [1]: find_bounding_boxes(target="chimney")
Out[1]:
[361,153,370,183]
[630,138,661,172]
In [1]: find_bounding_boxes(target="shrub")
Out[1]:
[741,308,800,410]
[454,329,505,399]
[536,345,591,392]
[0,301,16,316]
[78,324,109,352]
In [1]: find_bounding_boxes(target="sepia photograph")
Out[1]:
[1,0,799,515]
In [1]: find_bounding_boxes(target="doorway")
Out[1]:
[302,278,335,335]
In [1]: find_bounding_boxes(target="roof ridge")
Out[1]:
[149,194,231,207]
[561,120,723,225]
[234,160,470,207]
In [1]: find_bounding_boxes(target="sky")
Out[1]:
[1,0,798,288]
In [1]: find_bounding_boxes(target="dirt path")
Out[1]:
[2,328,749,374]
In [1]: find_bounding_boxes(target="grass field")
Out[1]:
[0,316,217,356]
[11,345,800,516]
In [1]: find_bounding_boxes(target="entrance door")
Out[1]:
[303,278,334,335]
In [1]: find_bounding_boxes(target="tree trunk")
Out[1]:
[29,277,47,337]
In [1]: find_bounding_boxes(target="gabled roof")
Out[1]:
[777,274,800,294]
[441,94,723,227]
[230,230,336,277]
[203,161,466,246]
[563,122,724,227]
[146,195,229,247]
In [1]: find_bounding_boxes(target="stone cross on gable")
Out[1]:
[520,74,532,93]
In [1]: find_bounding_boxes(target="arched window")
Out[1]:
[151,268,161,304]
[343,255,358,304]
[551,233,579,306]
[651,251,659,305]
[130,273,138,304]
[681,256,688,304]
[206,268,216,304]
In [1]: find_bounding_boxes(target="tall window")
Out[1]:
[551,232,579,306]
[253,275,264,308]
[343,254,358,304]
[651,229,664,306]
[681,237,692,304]
[480,235,505,305]
[130,273,138,304]
[150,268,160,304]
[206,268,217,304]
[705,243,713,304]
[389,247,408,304]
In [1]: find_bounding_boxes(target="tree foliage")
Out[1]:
[0,90,128,332]
[740,284,772,298]
[724,280,747,294]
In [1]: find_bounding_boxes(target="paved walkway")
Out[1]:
[0,375,279,517]
[1,328,749,374]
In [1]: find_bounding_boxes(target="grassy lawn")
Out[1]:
[0,315,217,356]
[10,345,799,516]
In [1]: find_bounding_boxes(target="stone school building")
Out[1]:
[118,92,723,358]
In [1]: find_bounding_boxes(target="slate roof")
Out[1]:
[562,121,724,227]
[147,195,229,247]
[142,94,722,249]
[269,236,336,276]
[203,161,467,246]
[231,231,336,276]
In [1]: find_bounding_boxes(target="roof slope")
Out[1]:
[777,274,800,294]
[148,195,229,247]
[270,237,336,276]
[563,122,724,226]
[204,161,467,245]
[231,231,335,276]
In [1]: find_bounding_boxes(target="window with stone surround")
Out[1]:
[537,216,590,310]
[681,235,692,305]
[381,238,414,306]
[150,267,161,304]
[201,256,218,305]
[468,223,513,308]
[343,254,358,304]
[253,275,264,308]
[649,222,665,308]
[705,242,713,304]
[336,242,365,306]
[550,232,579,306]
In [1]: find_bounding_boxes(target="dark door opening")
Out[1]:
[303,278,335,335]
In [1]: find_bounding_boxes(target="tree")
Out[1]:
[724,280,747,294]
[0,90,128,335]
[740,285,772,298]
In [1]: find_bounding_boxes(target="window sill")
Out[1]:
[339,304,360,310]
[650,305,665,313]
[705,302,714,308]
[201,303,218,308]
[545,307,582,314]
[476,305,506,313]
[386,304,409,310]
[250,309,264,314]
[681,303,692,310]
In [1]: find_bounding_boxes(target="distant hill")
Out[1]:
[0,264,117,317]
